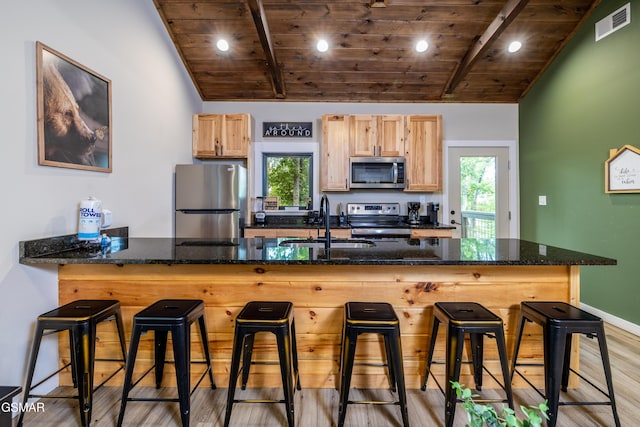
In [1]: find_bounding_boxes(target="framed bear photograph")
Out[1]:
[36,41,112,172]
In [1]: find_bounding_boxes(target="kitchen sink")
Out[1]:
[278,239,375,249]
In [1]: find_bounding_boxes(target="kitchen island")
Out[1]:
[20,230,616,390]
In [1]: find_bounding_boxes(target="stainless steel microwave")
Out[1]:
[349,157,406,189]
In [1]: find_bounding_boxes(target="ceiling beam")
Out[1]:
[247,0,286,98]
[444,0,529,95]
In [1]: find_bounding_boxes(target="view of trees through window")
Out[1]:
[263,154,312,208]
[460,156,496,238]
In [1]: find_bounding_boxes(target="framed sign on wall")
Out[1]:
[605,145,640,193]
[263,122,312,138]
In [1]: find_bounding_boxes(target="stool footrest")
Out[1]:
[233,398,287,404]
[127,397,180,403]
[347,399,401,405]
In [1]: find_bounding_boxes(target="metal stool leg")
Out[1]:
[197,314,216,389]
[421,316,440,391]
[389,326,409,427]
[384,335,397,392]
[338,329,358,427]
[445,327,465,427]
[596,327,621,427]
[171,324,191,427]
[494,327,514,409]
[224,329,245,427]
[510,315,528,382]
[470,332,484,391]
[240,333,255,390]
[154,330,169,388]
[276,329,295,427]
[17,324,45,427]
[117,324,142,427]
[546,326,567,427]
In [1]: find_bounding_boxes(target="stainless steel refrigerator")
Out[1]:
[175,164,247,238]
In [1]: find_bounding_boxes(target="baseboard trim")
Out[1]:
[580,303,640,337]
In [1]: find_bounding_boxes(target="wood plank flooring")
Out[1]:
[14,323,638,426]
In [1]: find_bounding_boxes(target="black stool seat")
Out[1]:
[117,299,215,427]
[511,301,621,427]
[224,301,300,427]
[338,302,409,427]
[18,300,127,427]
[1,386,21,427]
[422,302,513,427]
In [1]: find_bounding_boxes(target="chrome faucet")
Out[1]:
[320,194,331,249]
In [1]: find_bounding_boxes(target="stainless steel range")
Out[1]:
[347,203,411,238]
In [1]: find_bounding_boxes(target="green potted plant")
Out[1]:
[451,381,549,427]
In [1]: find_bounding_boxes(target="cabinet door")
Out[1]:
[321,115,350,191]
[243,228,278,238]
[410,229,452,238]
[192,114,250,159]
[378,115,405,157]
[192,114,222,158]
[220,114,250,158]
[349,115,377,157]
[405,115,442,192]
[276,229,316,238]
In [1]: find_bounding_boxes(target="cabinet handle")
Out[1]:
[372,146,376,156]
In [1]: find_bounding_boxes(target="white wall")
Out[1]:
[0,1,200,390]
[204,102,519,214]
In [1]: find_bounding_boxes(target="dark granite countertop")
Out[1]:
[243,214,455,230]
[19,228,616,266]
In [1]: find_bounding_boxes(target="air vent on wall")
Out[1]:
[595,3,631,41]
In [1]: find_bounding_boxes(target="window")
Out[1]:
[262,153,313,209]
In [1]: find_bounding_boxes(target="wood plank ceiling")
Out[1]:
[153,0,600,103]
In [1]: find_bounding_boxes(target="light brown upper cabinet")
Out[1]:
[405,115,442,192]
[321,115,350,191]
[349,115,405,157]
[192,114,251,158]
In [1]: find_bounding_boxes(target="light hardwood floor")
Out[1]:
[14,323,637,426]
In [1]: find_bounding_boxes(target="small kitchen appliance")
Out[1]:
[349,157,406,189]
[254,197,266,225]
[426,202,440,226]
[407,202,421,225]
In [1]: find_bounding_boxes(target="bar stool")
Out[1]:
[117,299,215,427]
[338,302,409,427]
[224,301,300,427]
[422,302,513,427]
[510,301,621,427]
[18,299,127,427]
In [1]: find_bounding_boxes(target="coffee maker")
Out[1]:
[407,202,421,225]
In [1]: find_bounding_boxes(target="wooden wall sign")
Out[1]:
[263,122,312,138]
[605,145,640,193]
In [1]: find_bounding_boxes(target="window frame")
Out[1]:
[262,152,314,210]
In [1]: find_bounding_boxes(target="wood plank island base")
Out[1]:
[20,232,616,391]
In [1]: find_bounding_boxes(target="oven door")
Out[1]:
[350,227,411,238]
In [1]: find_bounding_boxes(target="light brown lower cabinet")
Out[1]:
[410,229,453,238]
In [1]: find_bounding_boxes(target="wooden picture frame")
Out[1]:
[605,145,640,193]
[36,41,112,172]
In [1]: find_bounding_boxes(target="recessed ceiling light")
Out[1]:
[216,39,229,52]
[415,40,429,53]
[508,41,522,53]
[316,39,329,53]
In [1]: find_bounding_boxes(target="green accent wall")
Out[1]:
[520,0,640,324]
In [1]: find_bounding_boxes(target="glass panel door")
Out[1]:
[448,147,510,238]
